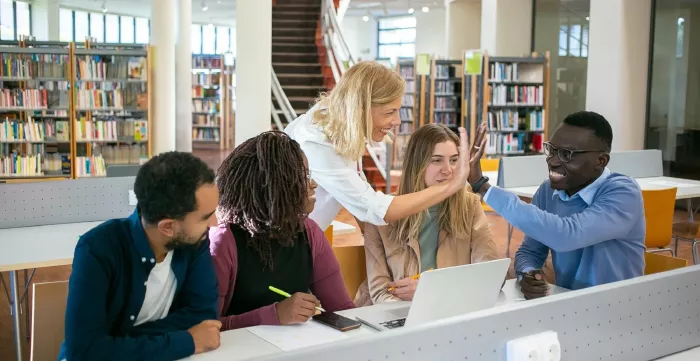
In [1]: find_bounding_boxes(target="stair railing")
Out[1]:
[319,0,390,188]
[270,68,297,130]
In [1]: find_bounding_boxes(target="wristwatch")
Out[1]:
[470,176,489,193]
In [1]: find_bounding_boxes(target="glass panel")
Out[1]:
[378,16,416,29]
[533,0,590,133]
[202,24,215,54]
[0,0,15,40]
[16,1,30,38]
[379,29,399,44]
[75,11,89,42]
[399,43,415,58]
[59,8,73,42]
[378,44,401,59]
[216,26,229,53]
[135,17,149,44]
[120,15,135,43]
[105,14,119,42]
[646,0,700,180]
[230,27,236,56]
[90,13,105,42]
[191,24,202,54]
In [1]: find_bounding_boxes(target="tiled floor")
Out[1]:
[0,148,697,361]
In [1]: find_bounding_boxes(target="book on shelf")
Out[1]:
[486,131,544,155]
[75,118,148,142]
[0,153,42,176]
[192,57,222,69]
[192,73,221,87]
[489,84,543,106]
[486,109,545,132]
[75,154,106,177]
[1,53,69,79]
[76,56,146,80]
[0,118,70,142]
[399,108,413,122]
[94,143,146,165]
[193,99,220,113]
[193,128,221,142]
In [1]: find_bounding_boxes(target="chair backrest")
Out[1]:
[324,224,334,246]
[644,252,687,275]
[480,158,500,172]
[31,281,69,361]
[642,188,677,249]
[332,246,367,298]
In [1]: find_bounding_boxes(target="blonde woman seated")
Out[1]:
[355,124,501,306]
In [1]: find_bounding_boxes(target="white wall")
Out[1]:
[445,0,481,59]
[416,8,446,57]
[586,0,651,151]
[481,0,532,56]
[341,15,378,61]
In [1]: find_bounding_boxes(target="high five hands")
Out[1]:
[468,122,488,185]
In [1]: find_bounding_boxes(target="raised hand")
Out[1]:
[468,122,488,184]
[447,127,471,193]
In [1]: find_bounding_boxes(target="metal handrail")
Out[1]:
[270,68,297,130]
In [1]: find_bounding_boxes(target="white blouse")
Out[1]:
[284,104,395,231]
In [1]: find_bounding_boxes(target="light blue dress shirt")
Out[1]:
[484,168,646,290]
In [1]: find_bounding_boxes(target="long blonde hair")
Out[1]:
[312,61,405,160]
[388,124,472,245]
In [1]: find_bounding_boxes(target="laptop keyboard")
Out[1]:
[380,318,406,329]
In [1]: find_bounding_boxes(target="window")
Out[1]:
[15,1,29,38]
[230,28,236,56]
[557,18,588,58]
[377,16,416,60]
[0,0,15,40]
[135,17,149,44]
[74,11,89,42]
[120,16,134,43]
[90,13,105,43]
[216,26,230,54]
[105,14,119,42]
[59,8,73,42]
[191,24,202,54]
[202,24,215,54]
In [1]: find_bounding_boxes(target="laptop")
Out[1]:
[354,258,511,331]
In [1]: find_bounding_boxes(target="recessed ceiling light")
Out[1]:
[362,15,369,22]
[408,8,414,14]
[586,16,590,21]
[421,6,429,12]
[202,2,208,11]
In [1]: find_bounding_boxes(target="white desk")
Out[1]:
[184,279,567,361]
[656,347,700,360]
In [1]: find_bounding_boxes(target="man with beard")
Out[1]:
[58,152,222,361]
[467,111,645,299]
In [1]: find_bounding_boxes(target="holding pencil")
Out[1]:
[387,268,433,300]
[269,286,326,312]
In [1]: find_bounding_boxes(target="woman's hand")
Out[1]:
[446,127,471,194]
[387,277,419,301]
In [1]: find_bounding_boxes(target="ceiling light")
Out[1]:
[585,16,590,21]
[202,3,208,11]
[362,15,369,22]
[421,6,429,12]
[101,1,107,13]
[408,8,414,14]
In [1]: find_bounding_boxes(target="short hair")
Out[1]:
[216,131,308,268]
[134,151,215,224]
[562,111,613,150]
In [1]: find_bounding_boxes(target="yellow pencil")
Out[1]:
[269,286,326,312]
[389,268,433,291]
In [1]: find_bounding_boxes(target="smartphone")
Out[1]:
[313,311,362,332]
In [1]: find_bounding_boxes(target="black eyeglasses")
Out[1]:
[543,142,607,163]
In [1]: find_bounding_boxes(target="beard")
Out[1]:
[165,229,209,250]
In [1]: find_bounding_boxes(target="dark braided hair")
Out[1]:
[216,131,309,268]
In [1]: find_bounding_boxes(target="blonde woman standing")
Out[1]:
[356,124,500,306]
[285,61,479,231]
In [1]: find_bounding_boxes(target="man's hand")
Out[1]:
[275,292,320,325]
[468,122,488,185]
[188,320,222,354]
[446,127,471,194]
[519,270,549,300]
[387,276,419,301]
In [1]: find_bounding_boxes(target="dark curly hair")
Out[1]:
[216,131,309,268]
[134,151,215,224]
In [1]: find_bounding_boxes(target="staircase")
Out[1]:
[271,0,327,129]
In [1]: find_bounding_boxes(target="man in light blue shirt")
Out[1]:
[467,111,645,299]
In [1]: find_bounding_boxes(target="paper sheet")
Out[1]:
[649,180,698,188]
[247,321,349,351]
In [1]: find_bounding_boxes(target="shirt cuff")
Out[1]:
[483,185,495,202]
[364,191,394,226]
[260,303,281,326]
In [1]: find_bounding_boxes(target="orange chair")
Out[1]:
[644,252,687,275]
[324,224,334,246]
[480,158,500,212]
[323,224,367,297]
[642,188,677,256]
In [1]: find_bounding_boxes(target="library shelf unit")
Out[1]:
[192,54,233,150]
[0,40,152,182]
[464,51,550,157]
[394,58,416,171]
[428,58,463,132]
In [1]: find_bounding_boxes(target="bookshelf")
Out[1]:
[73,44,151,178]
[0,41,151,181]
[429,59,463,132]
[394,58,415,171]
[192,54,232,150]
[0,45,73,180]
[464,51,550,157]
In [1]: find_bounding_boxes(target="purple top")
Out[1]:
[208,218,355,331]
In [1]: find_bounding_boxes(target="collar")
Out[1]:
[552,167,611,205]
[129,207,157,265]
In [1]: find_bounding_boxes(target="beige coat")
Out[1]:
[354,192,501,306]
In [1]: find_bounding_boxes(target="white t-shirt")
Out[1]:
[284,104,395,230]
[134,250,177,326]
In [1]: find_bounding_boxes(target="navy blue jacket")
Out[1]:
[57,209,219,361]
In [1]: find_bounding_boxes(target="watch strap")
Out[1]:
[471,176,490,193]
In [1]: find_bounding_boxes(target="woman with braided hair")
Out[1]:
[208,131,355,331]
[285,61,481,233]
